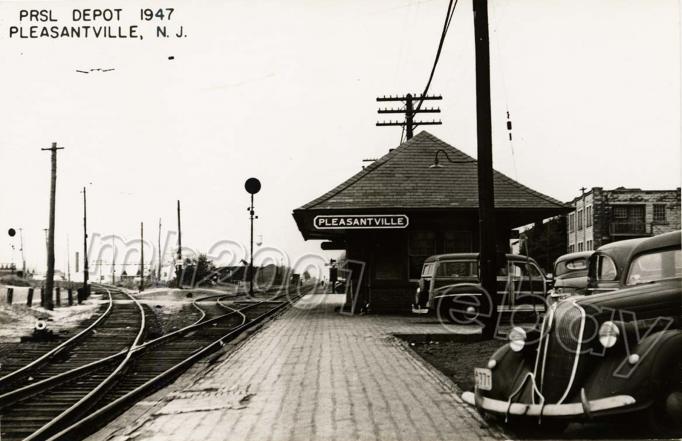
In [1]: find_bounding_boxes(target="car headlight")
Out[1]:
[509,326,527,352]
[599,321,620,348]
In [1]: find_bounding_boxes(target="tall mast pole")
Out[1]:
[473,0,498,339]
[19,228,25,277]
[139,222,144,292]
[158,218,162,281]
[83,186,89,297]
[41,142,63,310]
[176,200,182,288]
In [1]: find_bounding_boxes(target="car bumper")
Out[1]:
[461,390,636,417]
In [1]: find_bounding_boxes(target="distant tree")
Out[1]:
[181,254,216,287]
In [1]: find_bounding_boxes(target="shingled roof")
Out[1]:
[297,131,566,210]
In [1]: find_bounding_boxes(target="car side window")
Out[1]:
[626,249,682,285]
[598,256,618,281]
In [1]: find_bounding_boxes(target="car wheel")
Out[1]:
[644,358,682,435]
[436,295,485,325]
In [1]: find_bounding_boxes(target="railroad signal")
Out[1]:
[244,177,261,297]
[8,228,16,237]
[244,177,261,195]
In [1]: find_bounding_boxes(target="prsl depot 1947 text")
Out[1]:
[7,8,186,40]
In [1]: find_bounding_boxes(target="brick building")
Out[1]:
[293,131,569,313]
[566,187,681,253]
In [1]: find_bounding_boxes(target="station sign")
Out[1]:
[314,214,409,230]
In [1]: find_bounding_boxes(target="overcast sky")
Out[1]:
[0,0,679,276]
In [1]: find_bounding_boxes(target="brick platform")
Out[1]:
[88,294,504,441]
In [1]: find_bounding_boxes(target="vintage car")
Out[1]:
[547,251,593,305]
[413,253,549,323]
[462,231,682,434]
[586,237,647,295]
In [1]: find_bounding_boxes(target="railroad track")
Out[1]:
[0,283,312,441]
[0,289,110,384]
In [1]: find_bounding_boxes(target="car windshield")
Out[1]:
[626,249,682,286]
[435,260,478,278]
[421,263,434,277]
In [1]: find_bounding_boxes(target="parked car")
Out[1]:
[462,230,682,435]
[413,253,549,323]
[547,251,593,305]
[587,237,647,295]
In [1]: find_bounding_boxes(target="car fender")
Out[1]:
[579,329,682,405]
[484,343,536,401]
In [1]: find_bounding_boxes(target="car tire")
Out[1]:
[436,295,485,325]
[644,357,682,436]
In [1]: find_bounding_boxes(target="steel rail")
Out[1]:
[24,286,147,441]
[0,287,114,388]
[0,294,245,408]
[47,288,308,441]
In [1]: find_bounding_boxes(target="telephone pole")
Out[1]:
[376,93,442,140]
[157,218,162,282]
[176,200,182,288]
[18,228,25,277]
[139,221,145,292]
[41,142,64,310]
[82,186,89,298]
[473,0,498,339]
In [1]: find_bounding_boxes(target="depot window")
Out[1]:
[408,231,436,280]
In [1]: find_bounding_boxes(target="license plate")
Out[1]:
[474,367,492,391]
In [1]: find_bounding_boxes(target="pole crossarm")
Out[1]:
[376,93,442,140]
[376,95,442,102]
[376,120,442,127]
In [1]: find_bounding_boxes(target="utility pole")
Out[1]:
[111,236,116,285]
[157,218,162,282]
[376,93,442,140]
[18,228,25,277]
[139,221,144,292]
[66,235,71,283]
[82,186,89,299]
[41,142,64,310]
[176,200,182,288]
[472,0,498,340]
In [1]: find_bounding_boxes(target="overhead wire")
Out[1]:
[414,0,459,113]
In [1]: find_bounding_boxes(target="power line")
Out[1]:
[415,0,459,113]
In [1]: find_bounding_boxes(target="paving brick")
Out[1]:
[88,294,504,441]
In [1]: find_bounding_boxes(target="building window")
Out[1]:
[586,240,593,250]
[586,206,592,227]
[577,209,583,230]
[568,212,575,232]
[613,206,628,219]
[408,231,436,280]
[577,242,584,252]
[568,244,574,253]
[443,231,472,253]
[653,204,666,223]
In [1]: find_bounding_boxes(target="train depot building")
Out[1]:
[293,131,569,313]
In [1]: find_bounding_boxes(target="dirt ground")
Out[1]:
[408,338,502,392]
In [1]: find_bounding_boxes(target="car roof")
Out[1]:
[423,253,537,263]
[554,251,593,264]
[592,237,648,263]
[629,230,681,258]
